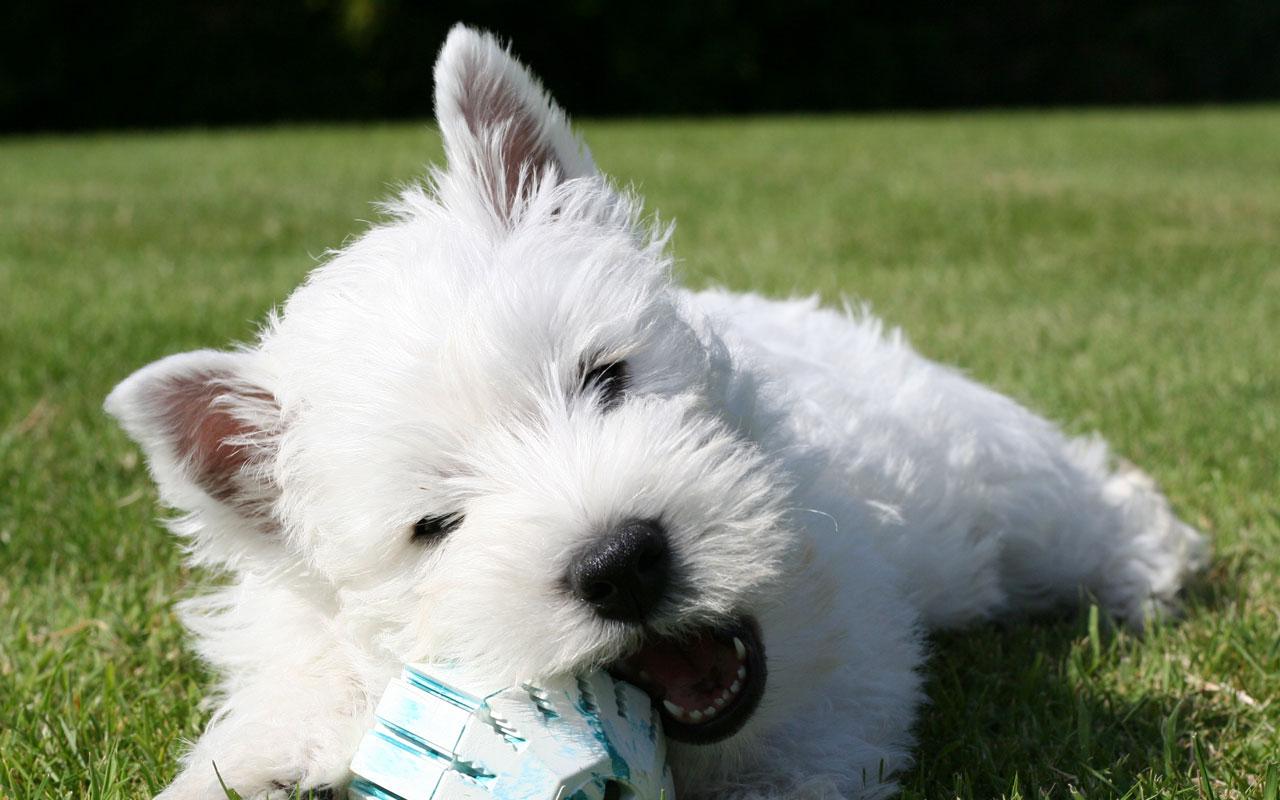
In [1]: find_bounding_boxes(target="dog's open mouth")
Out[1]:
[609,616,766,744]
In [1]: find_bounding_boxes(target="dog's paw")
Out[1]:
[155,764,344,800]
[1100,463,1210,629]
[152,723,357,800]
[249,785,340,800]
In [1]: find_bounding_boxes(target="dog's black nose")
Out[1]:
[569,518,671,623]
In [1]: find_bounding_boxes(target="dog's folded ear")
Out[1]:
[105,349,283,545]
[433,24,596,223]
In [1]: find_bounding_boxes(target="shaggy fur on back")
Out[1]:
[107,25,1207,800]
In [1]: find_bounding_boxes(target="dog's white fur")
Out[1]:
[107,26,1207,800]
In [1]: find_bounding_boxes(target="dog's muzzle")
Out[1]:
[568,517,768,744]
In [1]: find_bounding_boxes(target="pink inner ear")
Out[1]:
[159,371,265,504]
[457,58,557,215]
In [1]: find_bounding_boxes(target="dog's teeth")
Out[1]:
[737,666,747,680]
[715,694,728,707]
[662,699,684,717]
[703,705,717,717]
[730,680,741,694]
[689,710,703,723]
[733,637,747,660]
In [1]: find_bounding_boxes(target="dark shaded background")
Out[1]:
[4,0,1280,133]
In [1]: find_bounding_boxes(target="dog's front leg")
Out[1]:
[152,577,376,800]
[155,669,370,800]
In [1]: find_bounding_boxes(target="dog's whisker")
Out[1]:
[796,507,840,535]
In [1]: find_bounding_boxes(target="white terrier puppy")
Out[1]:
[107,25,1207,800]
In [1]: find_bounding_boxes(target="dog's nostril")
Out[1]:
[568,517,672,623]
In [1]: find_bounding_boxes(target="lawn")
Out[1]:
[1,108,1277,799]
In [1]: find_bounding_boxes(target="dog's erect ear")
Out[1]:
[105,350,281,531]
[433,25,595,222]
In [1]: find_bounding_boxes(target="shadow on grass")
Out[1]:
[896,563,1240,800]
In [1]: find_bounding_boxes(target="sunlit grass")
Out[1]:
[2,108,1277,798]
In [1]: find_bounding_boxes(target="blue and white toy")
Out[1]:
[348,664,676,800]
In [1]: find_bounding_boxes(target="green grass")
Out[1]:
[2,108,1278,799]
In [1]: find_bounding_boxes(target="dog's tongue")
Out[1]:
[625,631,738,711]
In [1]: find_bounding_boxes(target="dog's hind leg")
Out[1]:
[988,433,1209,630]
[875,428,1208,633]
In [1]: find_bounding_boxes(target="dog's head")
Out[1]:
[107,26,808,757]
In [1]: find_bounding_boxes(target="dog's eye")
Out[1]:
[412,512,464,543]
[581,359,629,410]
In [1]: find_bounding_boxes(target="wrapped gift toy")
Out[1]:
[348,663,675,799]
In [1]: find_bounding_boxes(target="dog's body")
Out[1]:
[107,26,1206,800]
